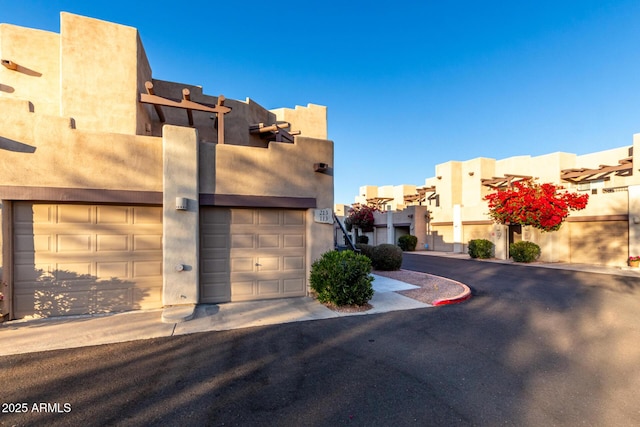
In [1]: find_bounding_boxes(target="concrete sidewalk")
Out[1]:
[0,274,429,356]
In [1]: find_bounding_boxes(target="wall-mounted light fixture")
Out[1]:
[468,172,475,176]
[437,176,442,180]
[314,163,329,173]
[176,197,188,210]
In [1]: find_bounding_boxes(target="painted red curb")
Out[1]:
[432,283,472,306]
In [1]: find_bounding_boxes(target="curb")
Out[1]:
[432,282,472,306]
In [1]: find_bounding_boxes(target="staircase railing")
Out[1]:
[333,212,358,251]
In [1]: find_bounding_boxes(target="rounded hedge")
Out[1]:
[356,235,369,244]
[468,239,494,259]
[371,243,403,271]
[355,243,375,261]
[310,250,374,306]
[509,241,541,263]
[398,235,418,251]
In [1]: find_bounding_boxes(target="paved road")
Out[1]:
[2,256,640,426]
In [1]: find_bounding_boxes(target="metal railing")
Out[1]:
[333,212,358,251]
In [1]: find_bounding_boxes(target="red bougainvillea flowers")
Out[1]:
[484,179,588,232]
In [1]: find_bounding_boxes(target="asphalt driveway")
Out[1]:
[2,255,640,426]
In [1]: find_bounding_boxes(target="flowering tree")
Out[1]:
[344,205,377,233]
[484,179,589,232]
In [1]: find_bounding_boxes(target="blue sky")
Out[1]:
[3,1,640,205]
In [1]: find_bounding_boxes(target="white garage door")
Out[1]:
[200,208,306,303]
[13,203,163,319]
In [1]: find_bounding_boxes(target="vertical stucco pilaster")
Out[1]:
[493,223,508,259]
[628,185,640,257]
[162,125,199,312]
[386,206,393,244]
[453,204,463,253]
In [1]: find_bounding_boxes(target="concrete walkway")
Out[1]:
[0,274,429,356]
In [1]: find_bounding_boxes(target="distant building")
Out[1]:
[341,143,640,267]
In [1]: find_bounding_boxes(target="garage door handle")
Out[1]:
[255,263,262,266]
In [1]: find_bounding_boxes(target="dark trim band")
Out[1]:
[567,215,628,222]
[200,193,316,208]
[0,186,162,204]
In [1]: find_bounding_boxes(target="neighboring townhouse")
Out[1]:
[0,13,334,320]
[341,142,640,267]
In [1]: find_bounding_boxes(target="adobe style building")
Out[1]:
[0,13,334,320]
[341,142,640,267]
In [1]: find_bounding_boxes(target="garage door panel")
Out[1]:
[132,260,162,278]
[97,261,129,279]
[97,234,129,252]
[283,210,304,225]
[232,281,254,297]
[57,234,92,252]
[132,207,162,224]
[258,234,279,248]
[58,205,92,224]
[283,256,304,271]
[231,209,254,225]
[257,280,279,295]
[13,203,163,319]
[200,207,306,303]
[284,278,304,293]
[231,257,254,272]
[258,210,280,225]
[201,233,228,249]
[231,234,254,249]
[283,234,304,248]
[201,257,228,274]
[96,206,129,224]
[55,263,93,279]
[133,234,162,251]
[256,257,279,271]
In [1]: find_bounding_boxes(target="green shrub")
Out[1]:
[357,235,369,244]
[371,243,403,271]
[509,241,541,263]
[355,243,375,261]
[468,239,494,259]
[310,250,374,306]
[398,235,418,251]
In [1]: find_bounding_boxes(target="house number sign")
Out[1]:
[313,208,333,224]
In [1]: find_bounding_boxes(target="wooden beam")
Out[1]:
[140,82,231,143]
[1,59,18,70]
[183,88,193,126]
[145,81,166,122]
[217,95,226,144]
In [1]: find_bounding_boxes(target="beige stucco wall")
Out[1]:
[60,13,146,135]
[0,97,162,191]
[271,104,328,140]
[0,24,60,116]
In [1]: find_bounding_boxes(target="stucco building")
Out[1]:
[0,13,334,320]
[341,142,640,267]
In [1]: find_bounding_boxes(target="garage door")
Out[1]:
[13,203,163,319]
[200,208,306,303]
[569,220,628,266]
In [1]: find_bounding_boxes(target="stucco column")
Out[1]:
[493,223,508,259]
[386,205,393,244]
[453,204,463,253]
[161,125,199,322]
[629,185,640,257]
